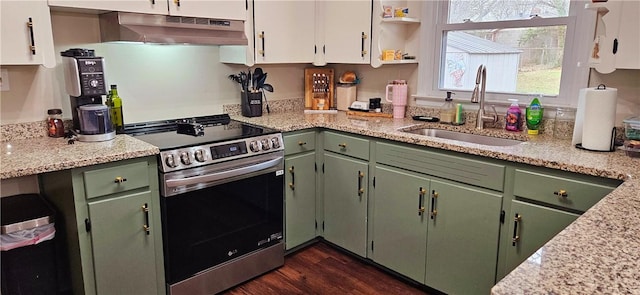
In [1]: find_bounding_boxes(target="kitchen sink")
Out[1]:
[401,128,525,146]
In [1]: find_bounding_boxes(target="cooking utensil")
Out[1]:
[262,83,274,92]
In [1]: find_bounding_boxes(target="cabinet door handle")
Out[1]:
[430,190,438,219]
[418,187,426,216]
[142,203,150,235]
[298,141,307,146]
[512,213,522,246]
[357,171,364,196]
[258,31,265,57]
[553,189,568,198]
[114,176,128,183]
[612,38,618,54]
[27,17,36,55]
[288,166,295,190]
[174,0,180,7]
[361,32,368,57]
[338,143,347,149]
[150,0,155,4]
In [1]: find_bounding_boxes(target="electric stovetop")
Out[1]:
[124,114,279,151]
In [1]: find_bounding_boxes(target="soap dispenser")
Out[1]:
[440,91,455,124]
[505,98,522,131]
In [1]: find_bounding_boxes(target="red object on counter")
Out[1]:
[47,109,65,138]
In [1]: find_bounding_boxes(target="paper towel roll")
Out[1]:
[578,86,617,151]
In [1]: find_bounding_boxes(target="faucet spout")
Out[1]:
[470,65,497,129]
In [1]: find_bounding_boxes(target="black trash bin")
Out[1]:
[1,194,58,295]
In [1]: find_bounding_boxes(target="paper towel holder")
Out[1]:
[575,127,616,152]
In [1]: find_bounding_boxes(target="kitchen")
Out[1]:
[1,0,640,294]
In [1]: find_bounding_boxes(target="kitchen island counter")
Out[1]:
[231,111,640,295]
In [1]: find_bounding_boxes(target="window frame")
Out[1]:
[416,0,596,108]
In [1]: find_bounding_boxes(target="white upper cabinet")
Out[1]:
[317,0,372,65]
[252,0,316,64]
[47,0,246,20]
[588,0,640,73]
[1,0,56,68]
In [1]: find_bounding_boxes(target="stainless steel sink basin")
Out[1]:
[401,128,525,146]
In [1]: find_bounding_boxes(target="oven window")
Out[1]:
[161,171,283,284]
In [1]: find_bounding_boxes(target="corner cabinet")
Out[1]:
[370,0,421,67]
[1,0,55,68]
[40,156,165,295]
[283,130,319,250]
[47,0,246,20]
[322,131,370,257]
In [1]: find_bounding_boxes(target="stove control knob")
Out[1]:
[260,138,271,151]
[194,149,206,162]
[249,141,261,152]
[180,152,192,165]
[165,154,177,168]
[270,137,281,149]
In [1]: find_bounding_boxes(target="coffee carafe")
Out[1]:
[61,48,115,142]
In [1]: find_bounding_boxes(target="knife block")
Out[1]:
[304,68,334,110]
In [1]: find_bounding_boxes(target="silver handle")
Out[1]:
[166,156,283,188]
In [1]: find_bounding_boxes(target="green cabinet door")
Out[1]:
[372,165,429,283]
[88,191,160,295]
[425,179,502,295]
[504,200,579,274]
[285,152,317,250]
[323,152,368,257]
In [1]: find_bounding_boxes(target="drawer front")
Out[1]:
[84,161,150,199]
[513,169,617,212]
[376,142,505,191]
[284,131,316,156]
[324,131,370,160]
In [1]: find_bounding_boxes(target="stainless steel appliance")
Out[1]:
[125,114,284,295]
[61,48,115,142]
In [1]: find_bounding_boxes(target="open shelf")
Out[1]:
[377,59,419,65]
[584,2,609,14]
[381,17,420,24]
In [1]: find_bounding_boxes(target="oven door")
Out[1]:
[160,152,284,285]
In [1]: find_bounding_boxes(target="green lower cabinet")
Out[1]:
[503,200,579,273]
[88,191,160,295]
[284,152,317,250]
[425,179,502,295]
[323,152,368,257]
[371,165,429,283]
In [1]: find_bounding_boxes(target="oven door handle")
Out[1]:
[165,156,283,188]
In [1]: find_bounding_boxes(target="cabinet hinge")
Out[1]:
[314,45,317,54]
[245,0,248,10]
[323,45,326,54]
[85,218,91,232]
[371,240,374,252]
[322,163,325,174]
[322,221,325,231]
[500,210,505,223]
[315,220,317,229]
[373,176,376,188]
[314,162,317,172]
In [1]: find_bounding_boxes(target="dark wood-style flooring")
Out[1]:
[222,242,428,295]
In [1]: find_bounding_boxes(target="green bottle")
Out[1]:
[109,84,124,133]
[526,97,543,135]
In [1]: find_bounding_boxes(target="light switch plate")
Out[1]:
[0,69,9,91]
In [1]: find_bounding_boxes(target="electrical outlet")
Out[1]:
[0,69,9,91]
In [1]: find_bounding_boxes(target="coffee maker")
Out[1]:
[61,48,115,142]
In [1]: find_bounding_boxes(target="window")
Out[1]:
[417,0,595,107]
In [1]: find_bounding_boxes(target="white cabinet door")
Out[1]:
[47,0,168,15]
[593,0,640,73]
[1,0,56,68]
[614,0,640,70]
[320,0,371,64]
[253,0,315,63]
[168,0,246,20]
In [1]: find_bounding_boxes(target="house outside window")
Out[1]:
[417,0,596,107]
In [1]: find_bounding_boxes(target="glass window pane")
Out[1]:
[448,0,570,23]
[441,26,566,96]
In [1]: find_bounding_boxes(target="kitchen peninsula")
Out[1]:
[1,110,639,294]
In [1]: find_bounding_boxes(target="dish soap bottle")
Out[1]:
[505,99,522,131]
[526,97,543,135]
[109,84,124,134]
[440,91,455,124]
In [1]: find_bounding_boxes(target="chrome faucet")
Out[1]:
[470,64,498,129]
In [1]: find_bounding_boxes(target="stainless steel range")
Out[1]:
[125,114,284,294]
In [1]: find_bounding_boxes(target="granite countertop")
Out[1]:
[230,111,640,294]
[0,135,159,179]
[2,110,639,293]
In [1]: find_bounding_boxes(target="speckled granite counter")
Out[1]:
[0,135,159,179]
[230,111,640,295]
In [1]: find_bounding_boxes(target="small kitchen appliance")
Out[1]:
[124,114,284,295]
[61,48,115,142]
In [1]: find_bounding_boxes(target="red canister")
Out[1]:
[47,109,65,138]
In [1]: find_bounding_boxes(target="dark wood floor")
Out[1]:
[222,242,428,295]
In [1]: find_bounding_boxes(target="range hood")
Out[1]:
[99,12,247,45]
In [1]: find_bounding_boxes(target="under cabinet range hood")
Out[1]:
[99,12,247,45]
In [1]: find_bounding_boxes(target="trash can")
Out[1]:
[1,194,58,295]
